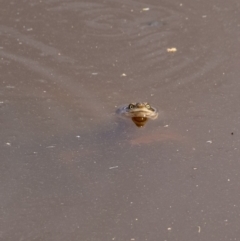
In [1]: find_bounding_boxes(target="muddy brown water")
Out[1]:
[1,0,240,240]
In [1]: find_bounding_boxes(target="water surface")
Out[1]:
[1,0,240,240]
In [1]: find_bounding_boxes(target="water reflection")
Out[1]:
[131,116,148,127]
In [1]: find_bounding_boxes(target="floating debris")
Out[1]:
[167,47,177,52]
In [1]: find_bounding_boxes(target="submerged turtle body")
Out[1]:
[116,102,158,127]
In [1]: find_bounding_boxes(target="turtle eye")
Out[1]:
[145,104,151,109]
[128,104,134,109]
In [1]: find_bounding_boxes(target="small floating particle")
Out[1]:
[206,140,212,144]
[142,7,150,11]
[167,48,177,52]
[5,142,11,146]
[46,145,55,148]
[76,135,81,139]
[167,227,172,231]
[6,86,15,89]
[109,166,118,169]
[202,15,207,18]
[198,226,201,233]
[231,132,234,135]
[92,73,98,75]
[164,125,169,128]
[26,28,33,31]
[121,73,127,76]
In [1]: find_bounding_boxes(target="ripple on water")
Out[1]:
[0,0,230,131]
[46,0,227,92]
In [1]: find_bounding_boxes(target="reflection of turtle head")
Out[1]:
[131,117,148,127]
